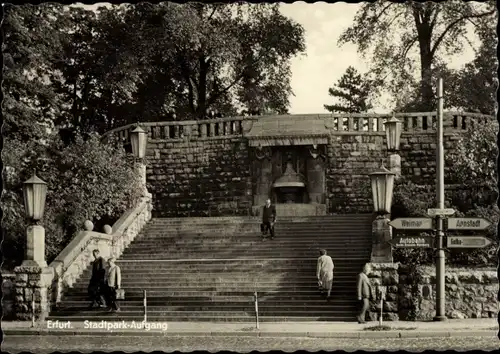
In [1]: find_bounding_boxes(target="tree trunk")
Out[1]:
[413,7,435,111]
[196,55,209,119]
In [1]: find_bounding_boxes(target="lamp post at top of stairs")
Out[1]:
[368,113,402,264]
[130,125,150,197]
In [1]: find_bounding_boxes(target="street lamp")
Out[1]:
[23,172,48,222]
[369,163,396,215]
[130,125,148,196]
[383,113,402,152]
[130,126,147,159]
[22,172,48,267]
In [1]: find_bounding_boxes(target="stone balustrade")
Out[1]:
[13,194,153,321]
[102,112,493,145]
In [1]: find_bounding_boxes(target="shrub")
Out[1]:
[1,133,142,269]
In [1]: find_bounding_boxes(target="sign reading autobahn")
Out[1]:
[447,218,491,230]
[388,236,434,248]
[388,218,433,230]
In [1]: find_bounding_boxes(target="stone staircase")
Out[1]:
[48,214,373,322]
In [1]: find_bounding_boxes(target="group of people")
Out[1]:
[87,249,122,312]
[262,199,374,324]
[316,249,374,324]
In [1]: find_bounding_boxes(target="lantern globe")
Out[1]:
[384,114,402,151]
[23,173,48,221]
[369,165,396,214]
[130,126,147,159]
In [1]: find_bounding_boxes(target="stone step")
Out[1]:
[49,309,359,318]
[120,249,371,256]
[98,274,359,280]
[59,298,356,306]
[62,293,355,301]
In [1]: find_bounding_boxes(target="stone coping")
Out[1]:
[112,195,152,235]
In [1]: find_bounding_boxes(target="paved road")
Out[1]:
[3,334,499,352]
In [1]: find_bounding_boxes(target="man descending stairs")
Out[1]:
[48,214,373,322]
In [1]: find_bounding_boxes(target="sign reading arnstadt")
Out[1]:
[447,218,491,230]
[388,236,434,248]
[389,218,433,230]
[446,236,493,248]
[427,208,455,217]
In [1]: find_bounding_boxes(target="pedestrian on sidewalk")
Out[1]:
[105,257,122,312]
[356,263,374,324]
[88,249,107,309]
[317,249,334,300]
[261,198,277,240]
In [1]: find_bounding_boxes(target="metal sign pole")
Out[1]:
[254,291,259,330]
[434,78,447,321]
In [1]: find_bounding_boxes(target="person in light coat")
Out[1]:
[316,249,334,300]
[105,257,122,312]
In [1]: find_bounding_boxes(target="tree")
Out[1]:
[124,3,305,121]
[338,1,496,111]
[445,22,497,115]
[323,66,373,113]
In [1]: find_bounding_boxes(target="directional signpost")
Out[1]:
[427,208,455,217]
[389,218,433,230]
[447,218,491,230]
[446,236,493,248]
[389,236,434,248]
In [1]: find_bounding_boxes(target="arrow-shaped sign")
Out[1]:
[389,218,433,230]
[446,236,493,249]
[427,208,455,217]
[388,236,434,248]
[447,218,491,230]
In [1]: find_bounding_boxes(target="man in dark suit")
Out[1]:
[261,198,277,240]
[356,263,374,323]
[88,249,107,309]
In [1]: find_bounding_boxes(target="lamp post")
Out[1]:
[369,164,396,216]
[130,125,149,196]
[22,172,48,267]
[384,113,402,178]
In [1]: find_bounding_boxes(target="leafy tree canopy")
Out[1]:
[339,0,496,112]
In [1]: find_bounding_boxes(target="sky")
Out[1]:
[78,2,477,114]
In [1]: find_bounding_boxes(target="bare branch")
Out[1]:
[401,35,419,61]
[430,9,496,57]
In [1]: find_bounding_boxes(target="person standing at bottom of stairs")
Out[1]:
[88,249,107,309]
[356,263,374,324]
[316,249,334,301]
[261,198,276,241]
[105,257,122,313]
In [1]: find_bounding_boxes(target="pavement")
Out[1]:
[2,318,498,338]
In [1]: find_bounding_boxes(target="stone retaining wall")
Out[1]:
[366,263,498,322]
[398,265,498,321]
[2,273,16,320]
[102,112,491,217]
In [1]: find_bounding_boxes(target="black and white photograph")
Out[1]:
[1,0,499,352]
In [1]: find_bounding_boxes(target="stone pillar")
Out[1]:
[14,265,54,321]
[24,225,48,268]
[138,163,148,196]
[306,145,326,204]
[253,147,273,206]
[388,154,401,179]
[371,215,393,263]
[367,263,400,321]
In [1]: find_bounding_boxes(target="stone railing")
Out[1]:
[102,116,257,145]
[101,112,493,144]
[49,194,153,308]
[12,194,153,320]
